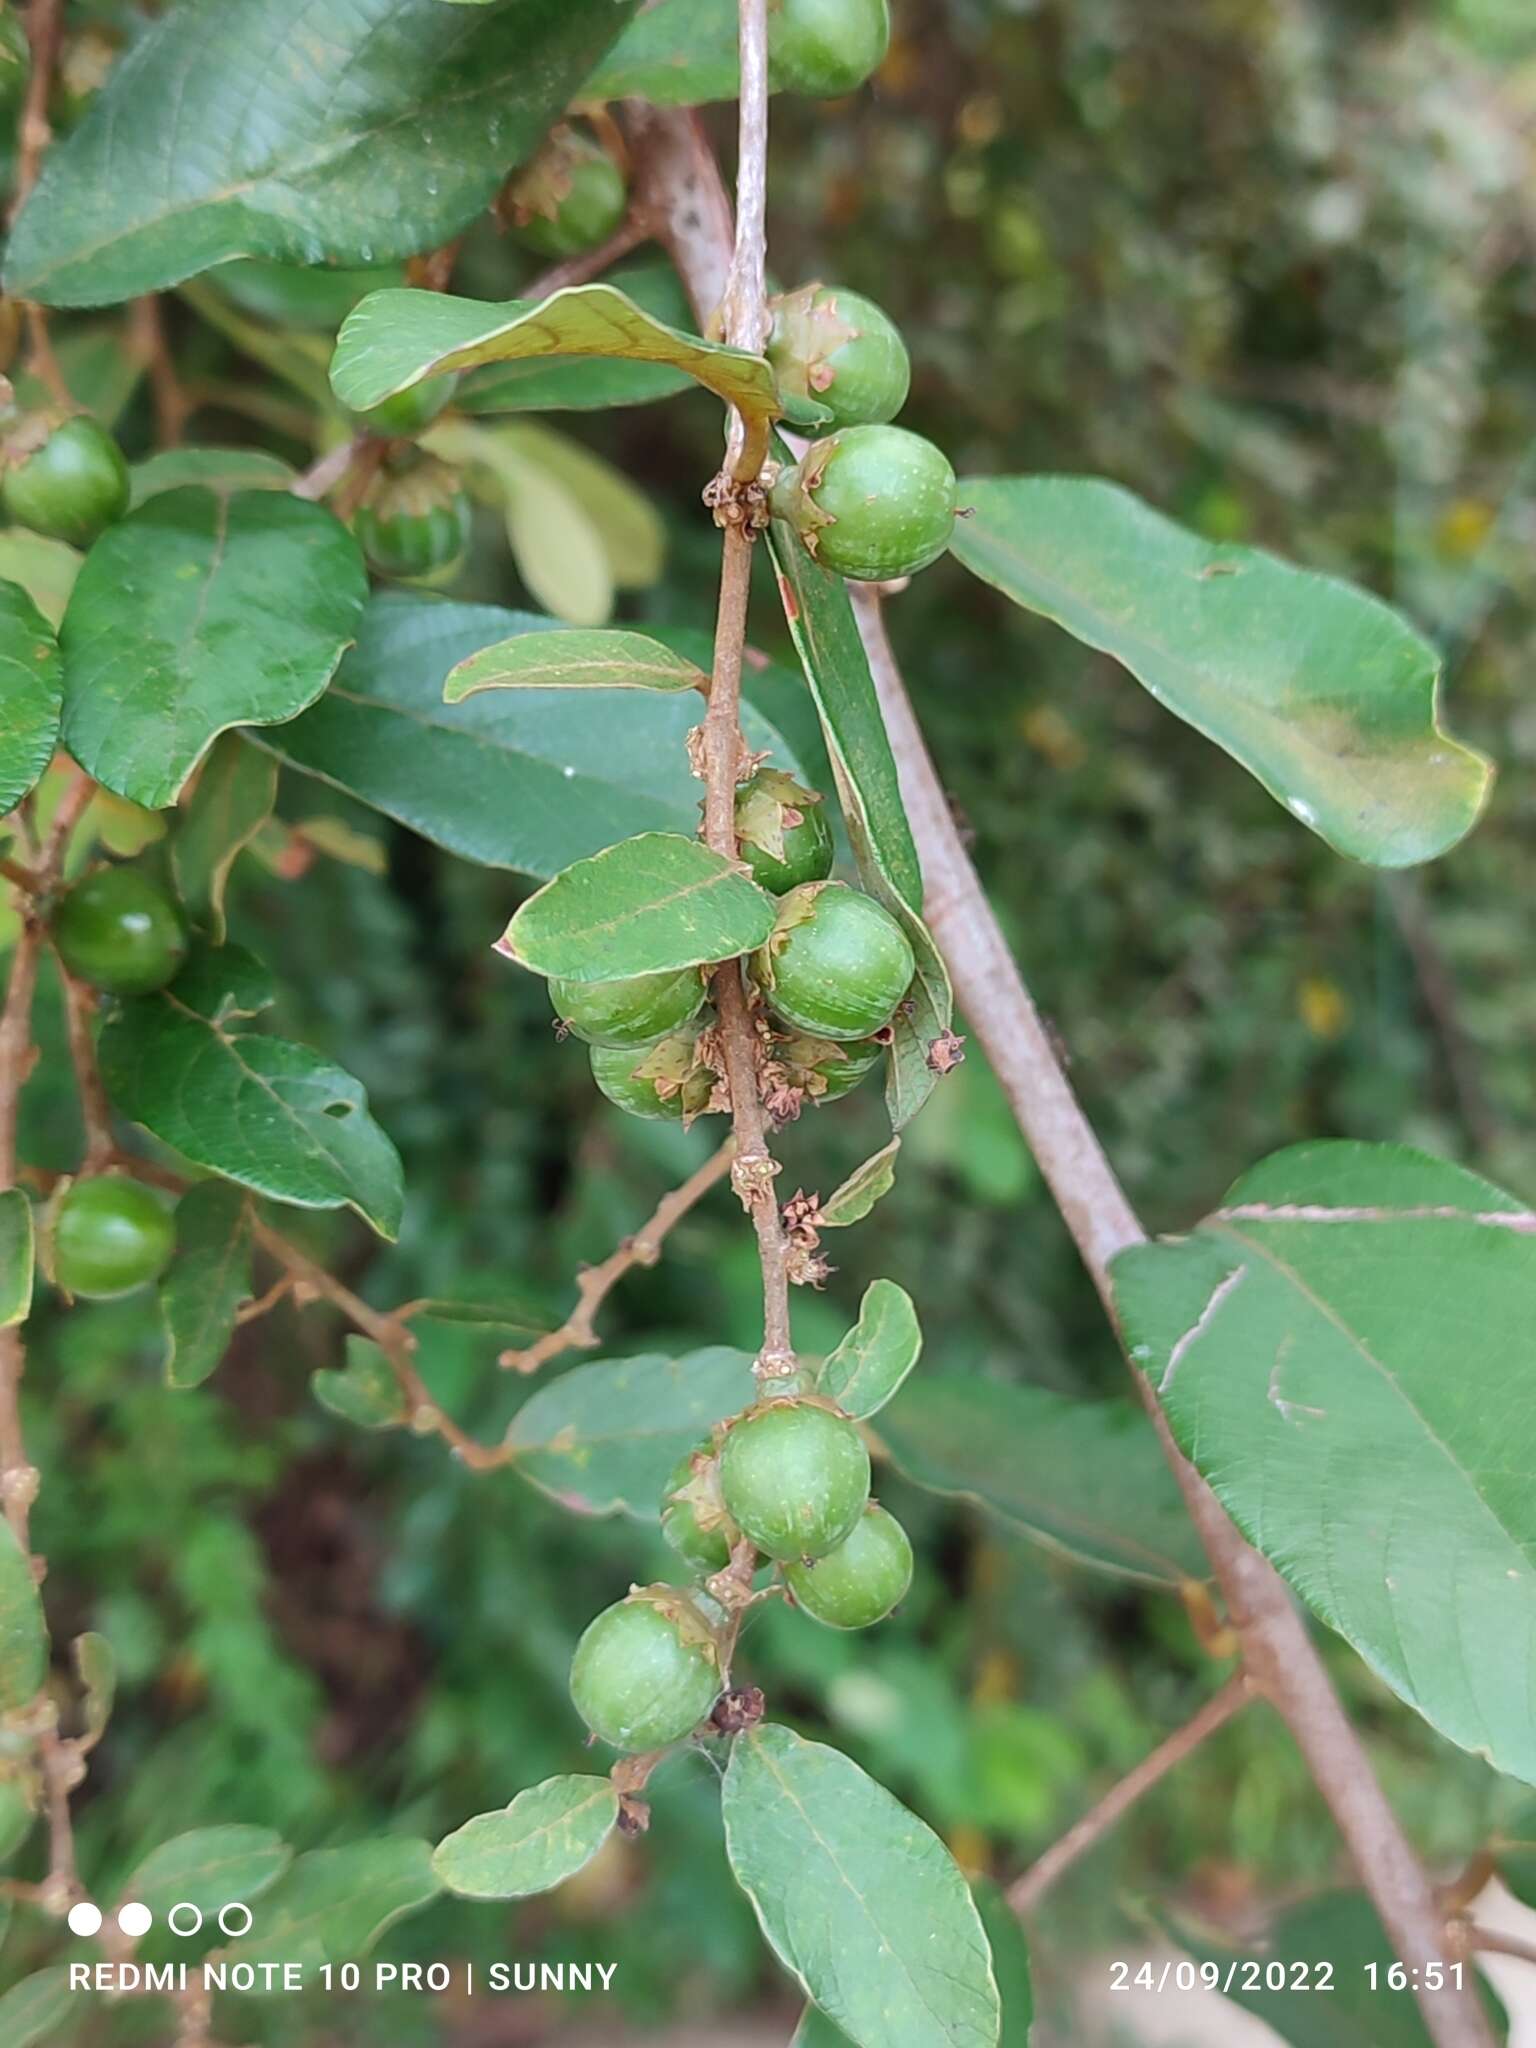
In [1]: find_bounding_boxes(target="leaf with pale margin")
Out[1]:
[950,476,1492,867]
[210,1839,439,1973]
[769,512,953,1126]
[73,1633,115,1748]
[0,578,62,816]
[313,1337,409,1431]
[159,1181,253,1389]
[261,593,801,877]
[1115,1138,1536,1782]
[0,1520,46,1712]
[60,488,367,810]
[500,832,777,982]
[723,1724,1001,2048]
[818,1138,899,1229]
[819,1281,920,1421]
[507,1347,757,1518]
[99,945,404,1239]
[0,1190,33,1328]
[446,629,707,702]
[434,1777,618,1899]
[877,1377,1206,1587]
[0,1970,74,2048]
[5,0,634,306]
[173,733,279,943]
[456,260,696,414]
[123,1826,291,1926]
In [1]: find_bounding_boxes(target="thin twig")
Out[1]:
[1008,1676,1251,1916]
[1460,1924,1536,1969]
[56,963,114,1172]
[1386,875,1500,1157]
[0,857,37,893]
[290,434,367,503]
[500,1138,736,1374]
[232,1272,293,1327]
[9,0,61,224]
[129,296,191,449]
[521,211,651,300]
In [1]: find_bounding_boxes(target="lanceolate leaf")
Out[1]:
[99,946,405,1239]
[507,1347,758,1517]
[769,514,954,1127]
[723,1724,1001,2048]
[1116,1141,1536,1782]
[123,1826,292,1926]
[499,832,777,982]
[60,488,367,810]
[263,594,801,877]
[5,0,634,306]
[73,1633,115,1748]
[159,1181,254,1390]
[332,284,782,470]
[0,1190,34,1329]
[818,1138,900,1229]
[819,1280,921,1420]
[213,1839,440,1972]
[0,578,62,817]
[172,733,280,943]
[877,1377,1206,1587]
[456,260,696,414]
[433,1777,619,1899]
[446,629,708,702]
[0,1520,46,1713]
[950,476,1492,867]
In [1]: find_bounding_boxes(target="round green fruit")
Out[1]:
[2,414,129,548]
[760,883,914,1041]
[660,1444,735,1576]
[767,284,909,430]
[53,867,188,996]
[769,0,890,97]
[735,772,834,896]
[514,144,627,259]
[551,967,705,1050]
[350,373,460,439]
[353,458,471,581]
[784,1503,913,1628]
[568,1586,721,1751]
[719,1398,870,1561]
[779,1034,883,1105]
[589,1043,684,1122]
[51,1176,175,1301]
[772,424,956,582]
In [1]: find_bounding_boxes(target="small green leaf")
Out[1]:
[0,577,62,817]
[974,1884,1033,2047]
[951,476,1492,867]
[212,1838,440,1972]
[122,1826,291,1925]
[584,0,740,104]
[173,733,280,943]
[819,1280,921,1420]
[433,1777,619,1899]
[0,532,79,629]
[132,449,295,508]
[99,945,405,1239]
[0,1190,34,1329]
[497,447,615,627]
[0,1969,74,2048]
[313,1337,409,1432]
[818,1138,900,1229]
[72,1632,116,1747]
[507,1347,757,1517]
[0,1520,46,1713]
[488,422,667,590]
[723,1724,1001,2048]
[500,832,777,982]
[159,1181,254,1390]
[446,628,707,702]
[411,1296,550,1340]
[59,488,368,810]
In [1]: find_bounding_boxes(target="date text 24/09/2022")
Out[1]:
[1109,1959,1468,1995]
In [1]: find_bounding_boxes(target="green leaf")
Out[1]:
[433,1776,619,1899]
[793,2009,855,2048]
[974,1885,1033,2047]
[0,1189,34,1329]
[99,945,405,1239]
[490,441,615,626]
[59,488,368,810]
[212,1838,440,1972]
[159,1181,254,1390]
[950,476,1492,867]
[877,1378,1206,1587]
[5,0,636,307]
[172,733,280,943]
[332,284,781,469]
[769,516,954,1126]
[313,1337,410,1431]
[818,1138,900,1229]
[485,422,668,590]
[0,1520,46,1713]
[0,1970,74,2048]
[819,1280,921,1420]
[0,532,80,629]
[132,448,295,508]
[411,1296,549,1339]
[446,628,707,702]
[1114,1138,1536,1782]
[262,593,802,877]
[0,578,62,817]
[507,1347,758,1517]
[722,1723,1001,2048]
[122,1825,292,1924]
[72,1632,116,1747]
[584,0,740,105]
[456,259,696,414]
[499,832,777,982]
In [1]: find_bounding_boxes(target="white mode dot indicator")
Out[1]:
[118,1902,153,1938]
[67,1902,103,1937]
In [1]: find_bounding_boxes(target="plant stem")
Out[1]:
[521,212,651,300]
[56,962,115,1172]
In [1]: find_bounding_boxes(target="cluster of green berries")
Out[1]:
[1,410,130,550]
[570,1396,913,1752]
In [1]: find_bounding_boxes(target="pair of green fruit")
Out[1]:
[571,1397,913,1753]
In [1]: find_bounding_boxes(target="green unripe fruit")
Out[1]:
[353,458,471,581]
[513,142,627,259]
[589,1043,684,1122]
[772,425,956,583]
[2,414,129,548]
[719,1398,870,1561]
[784,1503,913,1628]
[551,967,705,1050]
[350,373,460,439]
[589,1026,718,1123]
[781,1034,883,1105]
[660,1444,735,1576]
[568,1586,722,1751]
[767,284,910,430]
[53,867,188,996]
[759,883,914,1041]
[50,1176,175,1301]
[769,0,890,97]
[735,771,835,895]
